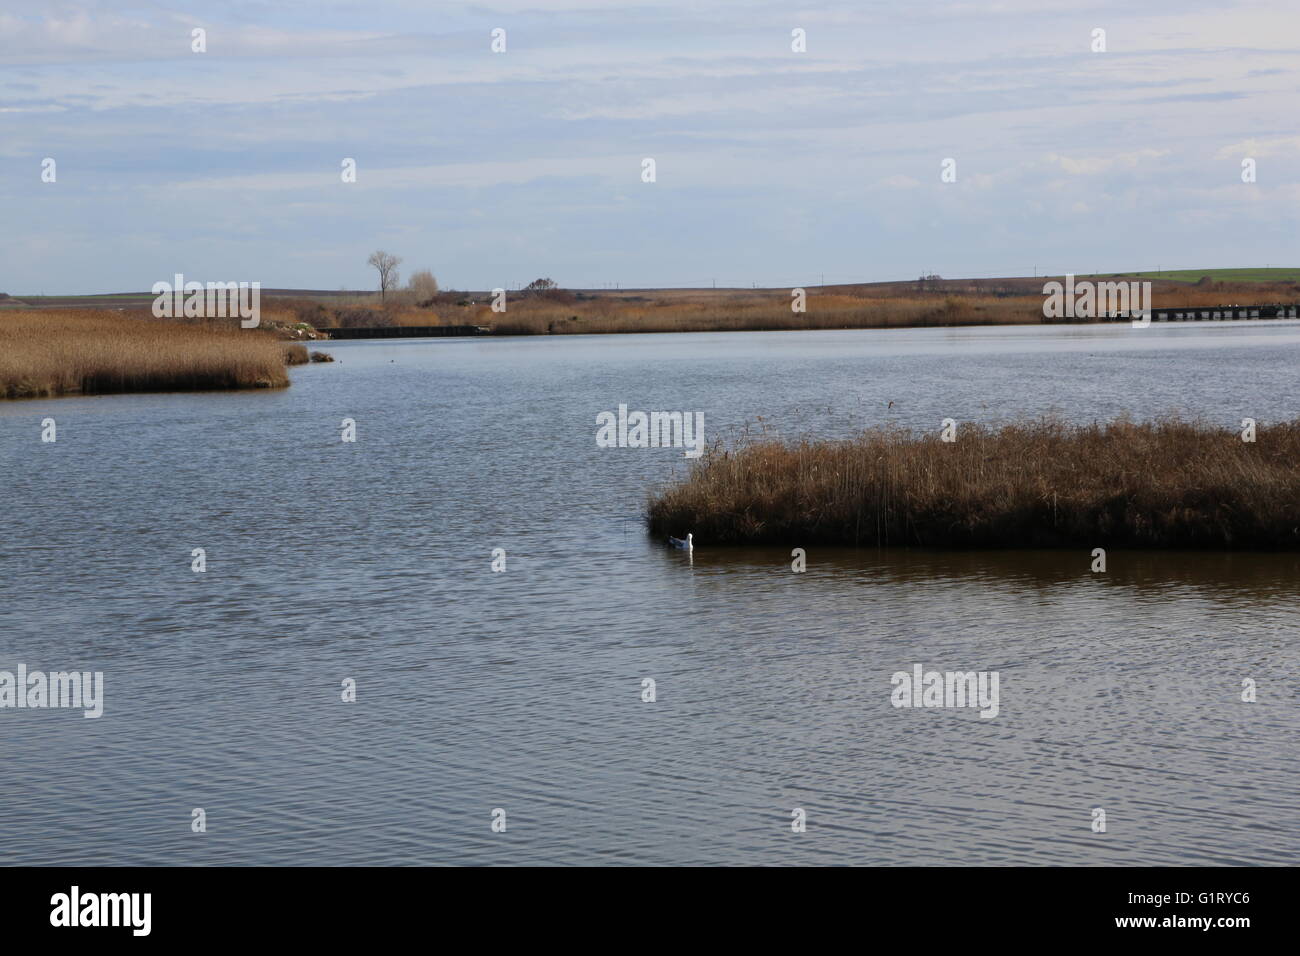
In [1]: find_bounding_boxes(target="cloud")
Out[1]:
[879,174,921,189]
[4,0,1299,293]
[1046,149,1170,175]
[1214,136,1300,159]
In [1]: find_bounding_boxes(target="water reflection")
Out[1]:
[684,545,1300,604]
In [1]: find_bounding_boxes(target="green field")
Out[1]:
[1107,268,1300,284]
[0,289,361,309]
[0,292,157,309]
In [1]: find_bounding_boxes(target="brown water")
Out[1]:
[1,321,1297,865]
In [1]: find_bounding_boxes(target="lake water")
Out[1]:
[2,321,1298,865]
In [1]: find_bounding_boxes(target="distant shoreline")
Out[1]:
[5,288,1300,401]
[6,270,1298,339]
[6,266,1300,306]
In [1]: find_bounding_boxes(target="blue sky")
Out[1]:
[2,0,1297,294]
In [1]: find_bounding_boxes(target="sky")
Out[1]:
[1,0,1298,294]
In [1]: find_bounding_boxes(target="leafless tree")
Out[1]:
[367,250,403,302]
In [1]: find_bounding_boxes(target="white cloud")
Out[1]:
[1214,136,1300,160]
[1047,149,1170,175]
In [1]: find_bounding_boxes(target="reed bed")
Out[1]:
[0,310,291,398]
[479,293,1045,335]
[476,282,1300,335]
[647,419,1300,549]
[282,343,310,365]
[265,281,1300,336]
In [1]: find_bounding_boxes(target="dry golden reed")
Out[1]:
[647,419,1300,549]
[476,293,1044,335]
[0,310,291,398]
[471,281,1299,336]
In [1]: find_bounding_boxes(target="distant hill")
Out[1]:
[3,269,1297,310]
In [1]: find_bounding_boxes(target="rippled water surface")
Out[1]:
[2,322,1298,865]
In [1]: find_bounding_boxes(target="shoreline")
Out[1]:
[6,295,1300,402]
[317,307,1300,340]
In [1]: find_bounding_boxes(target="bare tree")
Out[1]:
[522,277,570,303]
[367,250,403,302]
[407,269,439,305]
[523,277,558,295]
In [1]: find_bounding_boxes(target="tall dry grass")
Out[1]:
[474,280,1300,335]
[276,281,1299,337]
[267,296,444,330]
[478,293,1046,334]
[0,310,291,398]
[647,419,1300,549]
[282,343,310,365]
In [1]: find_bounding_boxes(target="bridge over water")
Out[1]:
[1106,304,1300,322]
